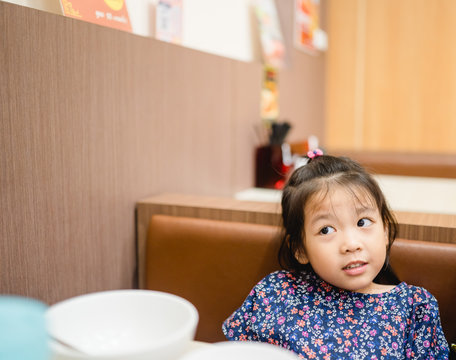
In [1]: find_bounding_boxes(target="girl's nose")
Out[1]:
[340,232,362,253]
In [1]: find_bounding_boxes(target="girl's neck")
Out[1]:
[355,283,396,294]
[308,269,398,295]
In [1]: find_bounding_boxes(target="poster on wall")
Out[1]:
[252,0,286,68]
[59,0,132,32]
[155,0,183,44]
[260,65,279,121]
[294,0,320,53]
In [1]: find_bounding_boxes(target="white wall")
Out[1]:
[2,0,264,63]
[181,0,261,62]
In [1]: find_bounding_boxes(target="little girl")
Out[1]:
[222,152,449,359]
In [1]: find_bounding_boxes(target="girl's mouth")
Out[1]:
[342,261,367,275]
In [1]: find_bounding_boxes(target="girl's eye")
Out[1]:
[357,218,372,227]
[319,226,335,235]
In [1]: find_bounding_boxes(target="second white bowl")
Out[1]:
[180,341,300,360]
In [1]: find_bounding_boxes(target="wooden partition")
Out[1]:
[136,193,456,289]
[330,150,456,178]
[0,2,325,304]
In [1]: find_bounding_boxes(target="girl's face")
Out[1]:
[299,185,388,293]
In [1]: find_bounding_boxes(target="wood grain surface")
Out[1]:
[136,193,456,288]
[0,2,325,304]
[326,0,456,153]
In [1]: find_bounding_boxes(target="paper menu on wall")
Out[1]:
[294,0,321,53]
[155,0,183,44]
[252,0,286,68]
[59,0,132,32]
[261,65,279,121]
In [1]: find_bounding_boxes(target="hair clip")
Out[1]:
[307,148,324,159]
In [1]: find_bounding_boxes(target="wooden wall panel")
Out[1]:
[325,0,359,149]
[229,60,263,193]
[0,3,325,304]
[0,4,166,303]
[326,0,456,153]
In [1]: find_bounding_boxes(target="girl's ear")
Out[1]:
[294,248,309,264]
[384,226,389,246]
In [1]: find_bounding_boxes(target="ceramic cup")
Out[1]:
[0,295,49,360]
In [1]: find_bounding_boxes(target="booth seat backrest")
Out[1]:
[145,215,281,343]
[145,214,456,346]
[389,239,456,346]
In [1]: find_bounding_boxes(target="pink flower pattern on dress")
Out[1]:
[222,270,449,359]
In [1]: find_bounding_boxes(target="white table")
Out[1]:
[235,175,456,215]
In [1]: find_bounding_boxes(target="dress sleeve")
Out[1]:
[222,285,260,341]
[407,288,449,359]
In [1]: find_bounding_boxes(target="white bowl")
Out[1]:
[46,290,198,360]
[179,341,300,360]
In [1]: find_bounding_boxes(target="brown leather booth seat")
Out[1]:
[145,214,456,347]
[389,239,456,347]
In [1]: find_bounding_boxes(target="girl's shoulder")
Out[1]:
[389,282,441,310]
[256,270,294,288]
[255,270,317,293]
[403,283,439,305]
[394,282,436,300]
[259,269,310,284]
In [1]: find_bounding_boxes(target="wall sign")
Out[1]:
[252,0,285,68]
[60,0,132,32]
[294,0,321,53]
[155,0,183,44]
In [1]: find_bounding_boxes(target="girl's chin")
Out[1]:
[315,268,383,293]
[331,277,378,294]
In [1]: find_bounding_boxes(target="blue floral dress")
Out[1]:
[222,270,449,359]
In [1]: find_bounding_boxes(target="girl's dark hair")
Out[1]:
[278,155,398,277]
